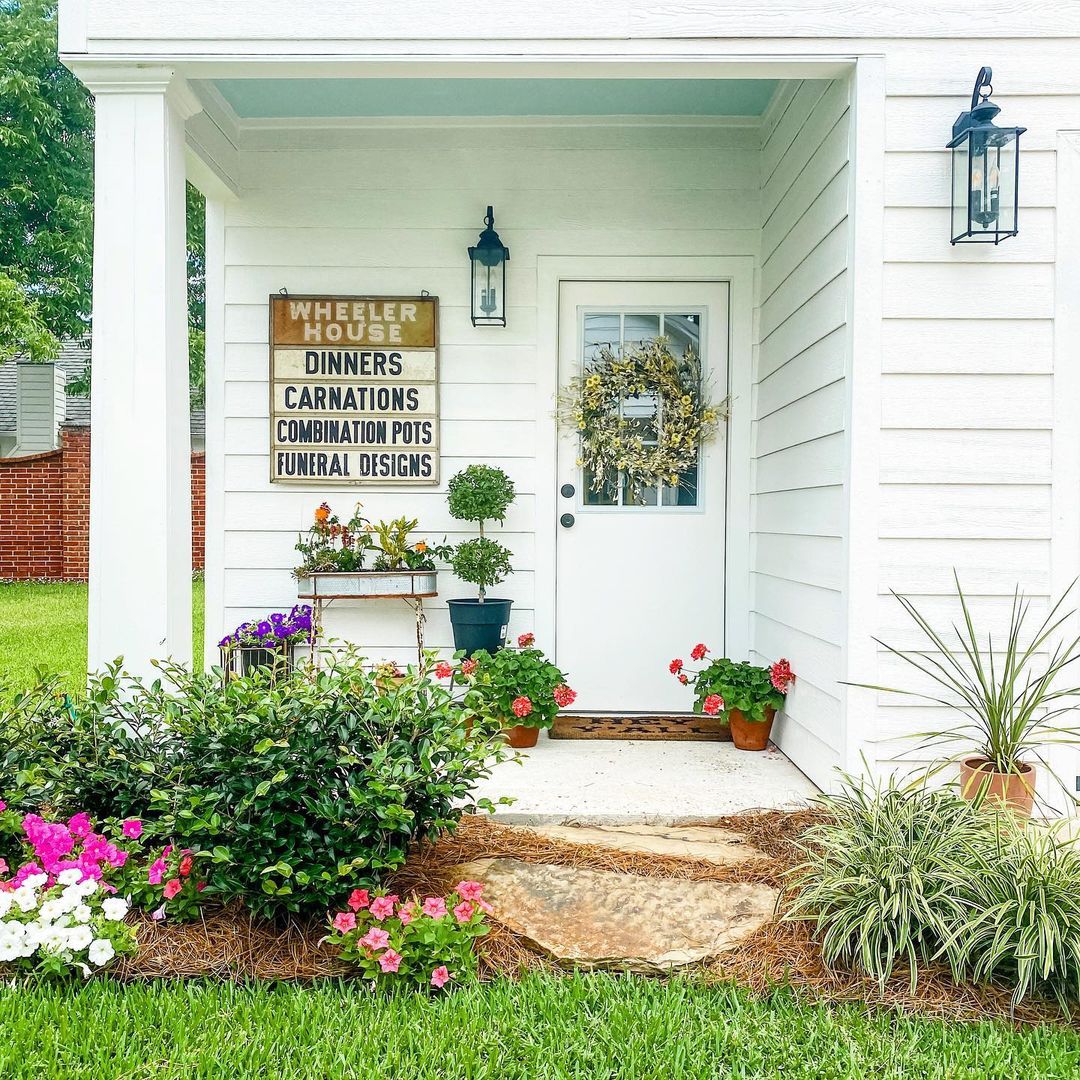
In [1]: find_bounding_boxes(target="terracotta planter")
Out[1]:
[503,723,540,749]
[727,706,775,751]
[959,757,1036,817]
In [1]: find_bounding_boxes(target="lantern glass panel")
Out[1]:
[950,125,1021,244]
[470,249,506,326]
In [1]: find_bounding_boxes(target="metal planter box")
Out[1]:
[296,570,438,599]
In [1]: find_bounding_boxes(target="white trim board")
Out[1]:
[534,255,755,662]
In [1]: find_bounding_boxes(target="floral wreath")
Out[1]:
[556,336,729,499]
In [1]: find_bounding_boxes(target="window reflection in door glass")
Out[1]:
[583,313,620,365]
[583,465,618,506]
[622,313,660,348]
[663,314,700,358]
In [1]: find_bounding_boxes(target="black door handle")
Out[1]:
[560,513,575,529]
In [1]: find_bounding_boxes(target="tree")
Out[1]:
[0,0,206,402]
[0,0,93,342]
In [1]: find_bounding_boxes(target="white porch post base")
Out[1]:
[84,69,200,680]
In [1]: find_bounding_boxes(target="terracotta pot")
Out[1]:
[503,723,540,749]
[727,706,775,751]
[959,757,1036,817]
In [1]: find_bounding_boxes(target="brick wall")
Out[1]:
[0,426,205,582]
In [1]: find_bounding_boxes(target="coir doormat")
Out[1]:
[549,713,732,741]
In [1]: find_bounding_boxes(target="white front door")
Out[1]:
[555,281,730,713]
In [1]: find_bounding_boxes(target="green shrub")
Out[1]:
[0,655,508,919]
[468,641,574,729]
[955,824,1080,1009]
[785,781,998,992]
[450,538,513,600]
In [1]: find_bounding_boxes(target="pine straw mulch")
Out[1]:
[113,811,1078,1028]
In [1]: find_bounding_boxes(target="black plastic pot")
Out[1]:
[447,598,513,656]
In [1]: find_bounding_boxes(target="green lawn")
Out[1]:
[1,975,1078,1080]
[0,580,204,691]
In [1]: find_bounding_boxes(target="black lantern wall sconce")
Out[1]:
[948,67,1026,244]
[468,206,510,326]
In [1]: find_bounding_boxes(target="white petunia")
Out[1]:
[87,938,115,966]
[12,887,38,913]
[57,869,82,886]
[0,942,16,962]
[37,899,63,923]
[73,904,93,924]
[0,892,12,918]
[101,898,128,922]
[23,874,48,891]
[65,924,93,951]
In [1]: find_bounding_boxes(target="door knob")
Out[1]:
[560,513,575,529]
[560,483,575,498]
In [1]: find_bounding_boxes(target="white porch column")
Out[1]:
[82,68,200,679]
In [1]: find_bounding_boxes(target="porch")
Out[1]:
[474,735,818,825]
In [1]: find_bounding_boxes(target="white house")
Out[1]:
[58,1,1080,795]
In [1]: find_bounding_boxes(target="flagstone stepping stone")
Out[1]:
[456,857,777,972]
[520,823,763,865]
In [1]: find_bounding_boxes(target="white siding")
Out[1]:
[750,79,851,786]
[218,122,762,664]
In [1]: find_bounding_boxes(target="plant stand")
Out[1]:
[295,571,439,667]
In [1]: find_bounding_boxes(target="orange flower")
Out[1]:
[414,541,428,553]
[314,503,330,524]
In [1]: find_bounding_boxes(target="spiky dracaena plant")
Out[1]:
[784,778,1003,992]
[951,823,1080,1009]
[866,572,1080,783]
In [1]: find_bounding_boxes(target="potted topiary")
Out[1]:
[448,633,576,748]
[670,645,795,751]
[445,465,516,655]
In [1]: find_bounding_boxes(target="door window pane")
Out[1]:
[578,308,704,510]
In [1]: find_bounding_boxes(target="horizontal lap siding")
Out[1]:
[864,58,1058,776]
[220,123,760,657]
[750,79,851,786]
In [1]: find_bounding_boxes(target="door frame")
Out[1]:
[535,255,755,666]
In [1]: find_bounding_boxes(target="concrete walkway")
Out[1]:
[472,735,819,825]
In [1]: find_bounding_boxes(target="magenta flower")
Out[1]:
[121,819,143,840]
[332,911,357,933]
[147,858,167,885]
[422,896,447,918]
[67,813,92,839]
[358,927,390,951]
[378,949,403,973]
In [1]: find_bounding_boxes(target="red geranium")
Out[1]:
[770,658,795,693]
[669,659,683,675]
[690,643,708,661]
[434,661,454,680]
[702,694,724,716]
[553,684,576,708]
[511,696,533,718]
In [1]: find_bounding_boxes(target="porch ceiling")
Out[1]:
[210,77,779,119]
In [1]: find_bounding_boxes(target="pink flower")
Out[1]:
[453,900,476,924]
[477,899,494,916]
[196,882,206,892]
[178,854,193,877]
[455,880,484,902]
[151,904,167,921]
[121,818,143,839]
[397,901,418,926]
[333,911,357,933]
[770,658,795,693]
[359,927,390,951]
[460,658,477,676]
[678,674,689,685]
[430,965,451,989]
[369,894,398,921]
[517,633,535,649]
[0,858,7,876]
[147,858,167,885]
[702,694,724,716]
[669,658,683,675]
[378,949,403,974]
[690,643,708,661]
[163,878,183,900]
[0,800,6,812]
[422,896,447,918]
[511,696,533,719]
[67,813,92,839]
[347,888,370,912]
[553,684,576,709]
[434,661,454,680]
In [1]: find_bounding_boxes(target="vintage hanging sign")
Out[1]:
[269,294,439,484]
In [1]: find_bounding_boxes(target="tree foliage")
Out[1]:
[0,270,59,362]
[0,0,93,342]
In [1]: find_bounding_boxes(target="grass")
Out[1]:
[0,579,205,691]
[0,974,1078,1080]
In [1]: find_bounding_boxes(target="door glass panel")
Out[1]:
[578,308,705,510]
